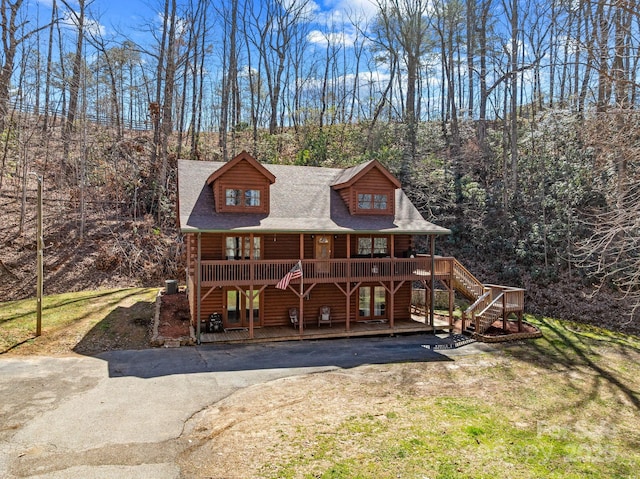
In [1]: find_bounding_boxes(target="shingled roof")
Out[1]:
[177,159,451,235]
[331,159,401,189]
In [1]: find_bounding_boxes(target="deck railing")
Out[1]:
[486,285,525,312]
[197,256,455,287]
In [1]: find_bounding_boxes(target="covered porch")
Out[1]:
[198,313,453,344]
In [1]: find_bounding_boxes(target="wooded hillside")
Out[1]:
[1,0,639,334]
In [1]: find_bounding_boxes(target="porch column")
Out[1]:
[299,234,304,335]
[249,286,254,339]
[346,234,351,332]
[430,235,436,331]
[196,232,202,344]
[389,280,395,329]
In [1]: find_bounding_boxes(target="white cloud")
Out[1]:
[307,29,359,47]
[61,9,106,37]
[322,0,379,22]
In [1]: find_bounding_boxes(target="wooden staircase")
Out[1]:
[451,259,519,336]
[452,260,485,301]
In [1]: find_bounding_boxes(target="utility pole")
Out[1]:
[30,173,43,337]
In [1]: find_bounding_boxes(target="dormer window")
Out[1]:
[357,192,390,213]
[358,193,388,210]
[224,187,261,209]
[245,189,261,206]
[225,189,241,206]
[207,151,275,214]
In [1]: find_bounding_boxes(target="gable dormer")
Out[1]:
[332,160,401,215]
[206,151,276,214]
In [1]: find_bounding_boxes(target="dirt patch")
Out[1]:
[157,290,192,341]
[72,298,155,356]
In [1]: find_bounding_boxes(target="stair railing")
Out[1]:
[462,289,492,332]
[452,259,485,299]
[475,293,505,334]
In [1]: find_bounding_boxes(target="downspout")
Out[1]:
[430,235,436,331]
[196,232,202,344]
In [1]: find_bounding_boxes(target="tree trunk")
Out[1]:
[0,0,25,133]
[160,0,177,216]
[42,0,56,135]
[509,0,519,195]
[62,0,86,164]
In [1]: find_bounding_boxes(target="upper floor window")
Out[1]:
[373,194,387,209]
[225,188,261,208]
[357,192,389,212]
[245,189,261,206]
[226,235,261,260]
[226,189,241,206]
[357,236,388,257]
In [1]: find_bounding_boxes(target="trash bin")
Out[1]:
[165,279,178,295]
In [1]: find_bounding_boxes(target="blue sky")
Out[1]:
[31,0,380,41]
[28,0,391,83]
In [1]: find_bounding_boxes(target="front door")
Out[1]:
[315,234,333,274]
[358,285,387,320]
[225,288,261,328]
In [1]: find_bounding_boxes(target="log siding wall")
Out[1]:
[186,233,416,325]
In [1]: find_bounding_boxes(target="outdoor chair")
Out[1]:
[289,308,299,329]
[317,305,332,327]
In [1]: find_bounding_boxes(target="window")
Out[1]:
[225,236,261,260]
[357,237,372,256]
[356,236,388,257]
[245,189,260,207]
[358,193,372,209]
[373,194,387,209]
[357,192,388,211]
[224,188,261,208]
[373,237,388,255]
[225,188,242,206]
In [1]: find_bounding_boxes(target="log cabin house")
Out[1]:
[177,151,525,343]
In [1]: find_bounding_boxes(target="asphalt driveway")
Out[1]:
[0,334,493,478]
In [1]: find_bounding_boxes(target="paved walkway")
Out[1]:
[0,335,494,478]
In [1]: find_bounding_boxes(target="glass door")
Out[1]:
[358,286,386,320]
[225,289,261,328]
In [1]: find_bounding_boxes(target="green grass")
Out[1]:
[258,315,640,479]
[0,288,158,354]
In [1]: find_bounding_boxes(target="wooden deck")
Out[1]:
[199,316,453,343]
[198,256,453,287]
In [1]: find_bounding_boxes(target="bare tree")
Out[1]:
[0,0,51,132]
[59,0,87,163]
[576,110,640,319]
[246,0,312,135]
[42,0,58,135]
[218,0,239,161]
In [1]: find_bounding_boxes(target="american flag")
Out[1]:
[276,261,303,290]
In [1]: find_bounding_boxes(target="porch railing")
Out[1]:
[197,256,455,287]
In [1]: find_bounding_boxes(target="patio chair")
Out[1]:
[289,308,299,329]
[317,305,332,327]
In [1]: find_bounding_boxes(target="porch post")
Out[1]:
[249,286,254,339]
[346,234,351,332]
[299,234,304,335]
[430,235,436,331]
[196,232,202,344]
[389,280,395,329]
